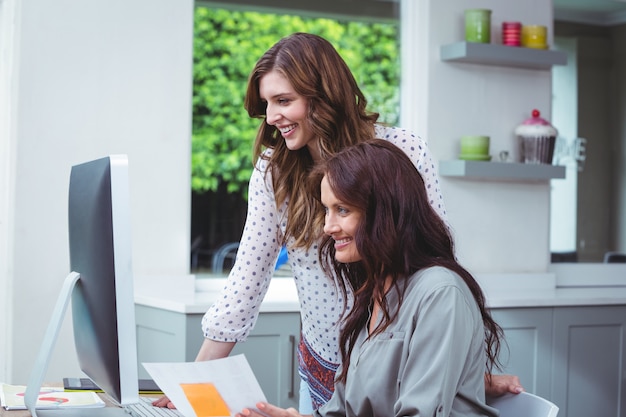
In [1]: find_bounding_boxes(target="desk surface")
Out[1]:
[1,393,107,417]
[0,394,161,417]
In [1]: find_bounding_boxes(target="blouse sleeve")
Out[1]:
[376,126,447,221]
[201,158,283,342]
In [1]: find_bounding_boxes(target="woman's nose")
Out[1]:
[323,217,339,235]
[266,103,281,125]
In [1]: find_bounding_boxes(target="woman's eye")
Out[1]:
[278,98,290,105]
[338,206,349,215]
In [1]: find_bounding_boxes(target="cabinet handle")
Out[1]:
[288,335,296,398]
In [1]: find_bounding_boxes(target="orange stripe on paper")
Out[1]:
[179,383,230,417]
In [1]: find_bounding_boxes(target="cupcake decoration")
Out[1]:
[515,109,558,164]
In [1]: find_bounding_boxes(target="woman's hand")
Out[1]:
[485,374,524,396]
[151,395,176,409]
[236,402,310,417]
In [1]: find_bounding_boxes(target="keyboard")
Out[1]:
[126,397,184,417]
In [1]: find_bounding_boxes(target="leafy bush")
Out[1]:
[192,7,399,197]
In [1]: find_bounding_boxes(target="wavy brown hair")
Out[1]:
[244,32,379,247]
[309,139,503,384]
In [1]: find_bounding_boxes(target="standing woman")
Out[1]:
[154,32,521,413]
[238,139,503,417]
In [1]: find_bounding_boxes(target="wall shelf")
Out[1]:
[439,160,566,181]
[440,41,567,69]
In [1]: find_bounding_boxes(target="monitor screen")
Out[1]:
[24,155,140,413]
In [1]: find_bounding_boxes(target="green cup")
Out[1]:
[465,9,491,43]
[460,135,490,156]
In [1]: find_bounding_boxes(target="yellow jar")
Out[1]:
[522,25,547,49]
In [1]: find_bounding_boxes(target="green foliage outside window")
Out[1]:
[191,7,399,197]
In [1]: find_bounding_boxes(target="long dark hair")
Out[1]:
[310,139,503,384]
[244,32,379,247]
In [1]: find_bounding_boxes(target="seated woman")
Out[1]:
[238,139,504,417]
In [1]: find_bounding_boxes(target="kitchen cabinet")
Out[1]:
[491,305,626,417]
[490,308,553,396]
[551,306,626,417]
[133,273,626,415]
[135,305,301,409]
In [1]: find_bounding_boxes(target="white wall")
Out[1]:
[1,0,194,384]
[0,0,21,387]
[401,0,556,273]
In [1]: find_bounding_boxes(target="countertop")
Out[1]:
[477,268,626,308]
[134,275,300,314]
[134,264,626,314]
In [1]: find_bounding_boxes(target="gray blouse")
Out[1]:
[313,267,498,417]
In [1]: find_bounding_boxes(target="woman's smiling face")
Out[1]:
[259,70,320,161]
[321,175,362,263]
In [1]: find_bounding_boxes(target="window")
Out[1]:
[190,5,399,274]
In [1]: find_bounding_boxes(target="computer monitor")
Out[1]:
[24,155,140,416]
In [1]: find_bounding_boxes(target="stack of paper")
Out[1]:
[0,384,105,410]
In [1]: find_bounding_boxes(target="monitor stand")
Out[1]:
[23,272,129,417]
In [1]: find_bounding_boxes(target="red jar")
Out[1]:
[502,21,522,47]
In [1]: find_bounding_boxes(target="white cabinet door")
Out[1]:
[551,306,626,417]
[231,312,300,410]
[490,308,553,398]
